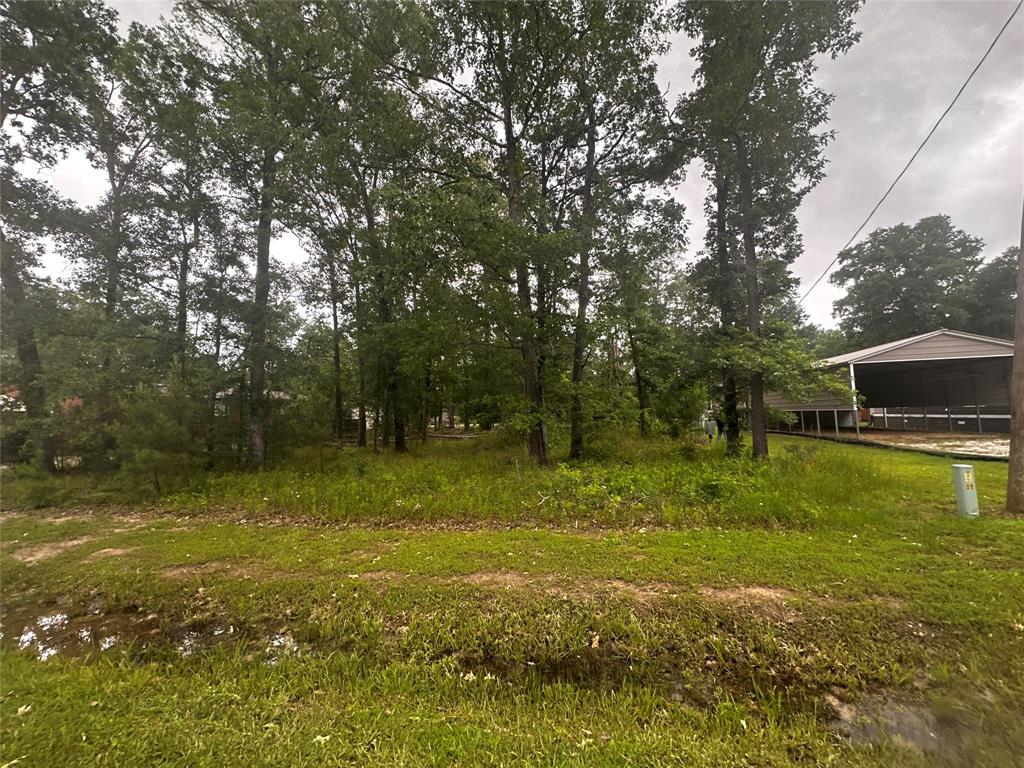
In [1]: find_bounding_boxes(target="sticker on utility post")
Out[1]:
[963,470,975,491]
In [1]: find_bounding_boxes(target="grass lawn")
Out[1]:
[1,435,1021,766]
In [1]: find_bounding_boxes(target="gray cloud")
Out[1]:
[658,1,1022,327]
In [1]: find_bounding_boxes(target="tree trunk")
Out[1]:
[380,375,392,449]
[327,254,344,442]
[735,136,768,460]
[360,180,405,454]
[372,400,381,452]
[419,375,430,443]
[102,147,122,319]
[1007,208,1024,512]
[504,104,547,464]
[627,326,649,438]
[569,106,598,460]
[392,389,406,451]
[354,277,368,447]
[0,231,55,472]
[236,372,246,465]
[715,165,741,456]
[176,202,200,382]
[249,148,276,468]
[205,273,225,468]
[177,204,199,343]
[96,145,123,461]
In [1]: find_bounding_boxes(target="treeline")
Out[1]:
[3,0,865,479]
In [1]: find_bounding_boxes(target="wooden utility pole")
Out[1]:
[1007,201,1024,513]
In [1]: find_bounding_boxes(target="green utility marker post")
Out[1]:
[951,464,979,517]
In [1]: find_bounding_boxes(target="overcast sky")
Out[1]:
[38,0,1024,328]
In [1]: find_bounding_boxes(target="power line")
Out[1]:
[797,0,1023,307]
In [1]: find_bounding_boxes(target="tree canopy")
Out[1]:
[830,214,1015,348]
[11,0,1012,482]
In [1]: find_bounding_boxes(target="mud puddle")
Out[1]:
[1,606,307,664]
[2,609,162,661]
[827,691,972,760]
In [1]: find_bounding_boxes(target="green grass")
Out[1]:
[1,435,1021,766]
[4,433,1010,528]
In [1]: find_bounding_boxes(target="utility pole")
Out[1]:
[1008,200,1024,513]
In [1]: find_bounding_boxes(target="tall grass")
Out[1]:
[7,432,999,528]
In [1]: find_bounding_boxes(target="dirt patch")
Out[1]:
[456,571,532,589]
[162,561,234,579]
[699,585,808,622]
[10,537,94,564]
[868,594,904,610]
[569,579,680,605]
[442,572,681,605]
[39,513,97,525]
[85,547,136,561]
[161,560,310,582]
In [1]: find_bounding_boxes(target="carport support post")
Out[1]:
[800,411,805,432]
[848,363,860,438]
[833,409,839,437]
[882,407,888,428]
[815,410,821,436]
[976,405,983,434]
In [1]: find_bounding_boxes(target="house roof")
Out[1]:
[824,329,1014,366]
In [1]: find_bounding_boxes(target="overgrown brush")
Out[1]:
[3,435,1004,527]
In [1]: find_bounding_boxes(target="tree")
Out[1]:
[962,246,1019,340]
[0,0,117,471]
[600,195,691,438]
[677,0,861,458]
[561,0,671,460]
[183,0,318,467]
[830,215,984,347]
[428,1,576,464]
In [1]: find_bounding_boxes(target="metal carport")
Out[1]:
[765,329,1014,436]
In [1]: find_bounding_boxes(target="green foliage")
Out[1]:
[113,382,205,495]
[830,214,1010,347]
[4,434,1008,532]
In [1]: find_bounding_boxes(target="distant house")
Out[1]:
[0,385,26,414]
[214,387,292,417]
[765,329,1014,435]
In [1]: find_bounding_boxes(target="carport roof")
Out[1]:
[823,329,1013,367]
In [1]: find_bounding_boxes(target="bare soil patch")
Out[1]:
[162,560,235,579]
[85,547,136,561]
[456,571,532,588]
[594,578,678,600]
[161,560,312,582]
[698,585,808,622]
[11,537,95,564]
